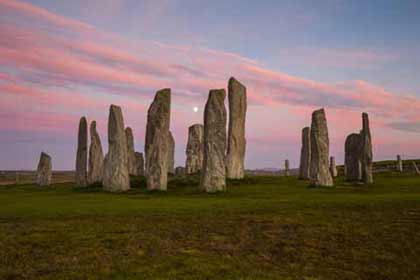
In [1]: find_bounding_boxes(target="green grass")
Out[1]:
[1,173,420,280]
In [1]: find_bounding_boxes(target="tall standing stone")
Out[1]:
[125,127,136,175]
[36,152,52,187]
[345,133,363,181]
[185,124,204,174]
[75,116,88,187]
[412,161,419,175]
[329,156,338,178]
[134,152,144,176]
[397,155,403,173]
[299,127,311,180]
[226,77,247,179]
[88,121,104,184]
[284,159,290,176]
[309,109,333,187]
[175,166,186,176]
[145,89,171,191]
[200,89,227,192]
[361,113,373,184]
[102,105,130,192]
[167,131,175,175]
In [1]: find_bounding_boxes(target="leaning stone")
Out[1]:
[134,152,145,176]
[329,156,338,178]
[299,127,311,180]
[102,105,130,192]
[284,159,290,176]
[200,89,227,192]
[145,89,171,191]
[88,120,104,184]
[309,108,333,187]
[396,155,403,173]
[125,127,136,175]
[226,77,247,179]
[75,116,88,187]
[361,113,373,183]
[412,161,419,175]
[185,124,204,174]
[36,152,52,186]
[345,133,362,181]
[167,131,175,175]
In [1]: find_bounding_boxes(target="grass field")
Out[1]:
[1,173,420,280]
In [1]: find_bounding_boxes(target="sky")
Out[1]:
[1,0,420,170]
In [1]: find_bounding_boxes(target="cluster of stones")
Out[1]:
[344,113,373,184]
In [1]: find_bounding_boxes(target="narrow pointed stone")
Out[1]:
[145,89,171,191]
[226,77,247,179]
[36,152,52,187]
[75,116,88,187]
[329,156,338,178]
[397,155,403,173]
[284,159,290,176]
[88,121,104,184]
[167,131,175,175]
[200,89,227,192]
[125,127,136,175]
[361,113,373,183]
[299,127,311,180]
[102,105,130,192]
[134,152,144,176]
[309,108,333,187]
[185,124,204,174]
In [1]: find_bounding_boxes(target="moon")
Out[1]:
[193,106,199,113]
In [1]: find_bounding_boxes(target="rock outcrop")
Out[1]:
[309,109,333,187]
[145,89,171,191]
[36,152,52,186]
[185,124,204,174]
[329,156,338,178]
[75,116,88,187]
[102,105,130,192]
[88,121,104,184]
[361,113,373,184]
[167,131,175,175]
[134,152,144,176]
[226,77,247,179]
[200,89,227,192]
[125,127,136,175]
[299,127,311,180]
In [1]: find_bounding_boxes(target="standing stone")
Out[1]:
[299,127,311,180]
[88,121,104,184]
[396,155,403,173]
[75,116,88,187]
[36,152,52,186]
[125,127,136,175]
[284,159,290,176]
[309,109,333,187]
[102,105,130,192]
[167,131,175,175]
[145,89,171,191]
[345,133,363,181]
[412,161,419,175]
[226,77,247,179]
[175,166,186,176]
[185,124,204,174]
[200,89,227,192]
[329,156,338,178]
[361,113,373,184]
[134,152,145,176]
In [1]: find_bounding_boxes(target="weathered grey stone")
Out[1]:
[299,127,311,180]
[102,105,130,192]
[75,117,88,187]
[134,152,144,176]
[226,77,247,179]
[397,155,403,173]
[185,124,204,174]
[167,131,175,175]
[412,161,419,174]
[284,159,290,176]
[145,89,171,191]
[329,156,338,178]
[88,121,104,184]
[309,109,333,187]
[361,113,373,184]
[36,152,52,186]
[125,127,136,175]
[175,166,185,176]
[200,89,227,192]
[345,133,362,181]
